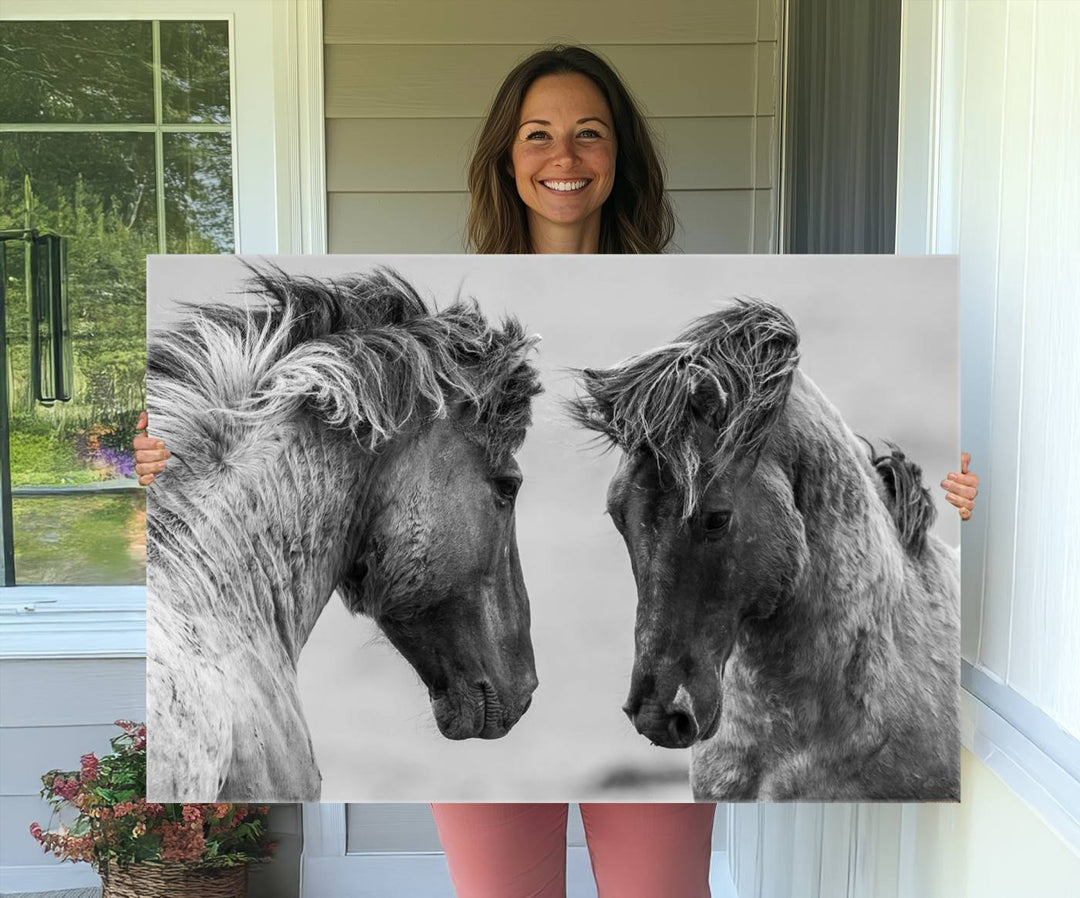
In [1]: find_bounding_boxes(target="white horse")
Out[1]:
[147,266,541,801]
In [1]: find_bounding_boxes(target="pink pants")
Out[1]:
[430,803,716,898]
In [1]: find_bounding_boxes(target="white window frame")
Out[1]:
[896,0,1080,851]
[0,0,326,659]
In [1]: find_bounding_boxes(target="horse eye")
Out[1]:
[703,510,732,535]
[493,476,521,504]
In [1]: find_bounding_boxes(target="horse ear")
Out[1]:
[506,335,539,372]
[568,368,616,434]
[582,369,613,417]
[689,371,727,429]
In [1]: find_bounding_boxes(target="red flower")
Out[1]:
[135,797,165,818]
[80,753,99,782]
[160,821,206,863]
[30,822,43,842]
[52,778,80,801]
[181,805,202,824]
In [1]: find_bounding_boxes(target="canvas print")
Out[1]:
[145,254,959,803]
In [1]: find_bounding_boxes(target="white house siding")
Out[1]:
[0,659,145,895]
[0,657,300,898]
[323,0,782,254]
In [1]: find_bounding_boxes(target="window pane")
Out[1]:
[164,132,235,252]
[12,493,145,586]
[2,132,154,585]
[0,21,154,124]
[160,20,232,124]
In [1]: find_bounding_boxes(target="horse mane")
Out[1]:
[147,263,542,478]
[861,439,937,557]
[567,299,800,515]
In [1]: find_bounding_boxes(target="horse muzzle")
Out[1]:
[430,678,535,740]
[624,681,721,749]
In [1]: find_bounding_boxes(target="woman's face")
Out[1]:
[509,73,617,234]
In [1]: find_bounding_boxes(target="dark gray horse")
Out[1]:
[147,266,541,802]
[570,301,959,800]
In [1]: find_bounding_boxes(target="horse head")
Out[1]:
[570,300,805,749]
[319,283,544,741]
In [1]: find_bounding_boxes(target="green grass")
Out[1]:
[13,492,145,585]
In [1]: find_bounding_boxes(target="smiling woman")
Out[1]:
[509,73,617,252]
[466,45,675,255]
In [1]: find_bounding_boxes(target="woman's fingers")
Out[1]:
[941,477,978,500]
[133,434,166,451]
[134,411,168,485]
[942,454,979,521]
[943,490,975,511]
[134,448,170,463]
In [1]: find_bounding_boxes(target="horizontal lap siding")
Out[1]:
[0,659,146,867]
[0,658,300,896]
[325,45,761,118]
[324,0,781,255]
[324,0,761,45]
[0,660,146,728]
[328,190,763,254]
[327,117,771,192]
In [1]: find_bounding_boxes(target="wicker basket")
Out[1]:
[100,862,247,898]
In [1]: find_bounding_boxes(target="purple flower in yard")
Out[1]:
[95,447,136,479]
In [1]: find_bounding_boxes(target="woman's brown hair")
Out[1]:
[466,45,676,254]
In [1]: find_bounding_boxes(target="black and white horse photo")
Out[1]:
[570,300,960,800]
[146,265,541,802]
[145,254,958,801]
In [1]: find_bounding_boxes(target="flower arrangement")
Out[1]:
[30,721,274,876]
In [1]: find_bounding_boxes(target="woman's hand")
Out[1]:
[133,411,170,486]
[941,452,979,521]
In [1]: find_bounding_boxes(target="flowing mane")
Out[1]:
[570,300,959,801]
[147,264,542,482]
[567,300,800,514]
[863,439,937,557]
[146,264,543,802]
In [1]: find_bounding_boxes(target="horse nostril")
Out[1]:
[669,711,697,745]
[622,701,637,721]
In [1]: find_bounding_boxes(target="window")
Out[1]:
[0,18,234,585]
